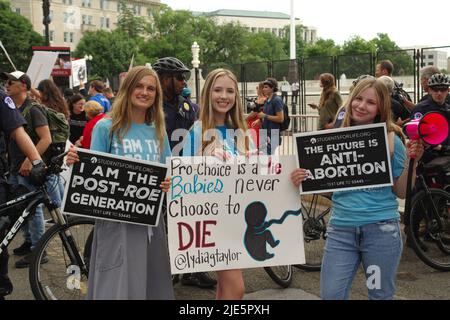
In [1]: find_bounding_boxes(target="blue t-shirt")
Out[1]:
[262,95,283,131]
[90,93,111,113]
[330,134,406,227]
[182,121,248,156]
[91,119,171,164]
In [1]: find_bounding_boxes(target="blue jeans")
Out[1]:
[320,219,403,300]
[9,174,64,249]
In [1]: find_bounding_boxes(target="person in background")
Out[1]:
[68,94,87,144]
[76,100,105,149]
[66,66,173,300]
[378,75,408,126]
[88,80,111,113]
[35,79,70,120]
[418,66,448,104]
[291,77,423,300]
[308,73,342,130]
[280,76,291,105]
[104,87,115,106]
[258,78,284,155]
[291,80,300,105]
[246,82,266,148]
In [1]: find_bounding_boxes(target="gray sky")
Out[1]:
[161,0,450,52]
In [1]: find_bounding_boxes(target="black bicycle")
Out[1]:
[407,158,450,271]
[0,152,94,300]
[293,193,331,272]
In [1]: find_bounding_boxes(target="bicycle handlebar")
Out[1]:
[29,151,69,187]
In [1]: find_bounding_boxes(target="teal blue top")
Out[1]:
[182,121,244,156]
[330,134,406,227]
[91,119,171,164]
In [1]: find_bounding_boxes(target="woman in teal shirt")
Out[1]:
[183,68,252,300]
[291,77,423,300]
[66,66,173,300]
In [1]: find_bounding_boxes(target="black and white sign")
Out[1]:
[294,123,393,194]
[62,149,168,226]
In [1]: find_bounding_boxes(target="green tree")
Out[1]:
[373,33,414,75]
[74,29,143,81]
[0,0,44,72]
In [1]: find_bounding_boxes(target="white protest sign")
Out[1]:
[26,51,59,88]
[167,155,305,274]
[71,59,87,87]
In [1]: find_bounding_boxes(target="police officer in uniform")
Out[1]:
[0,91,45,299]
[153,57,217,289]
[153,57,199,153]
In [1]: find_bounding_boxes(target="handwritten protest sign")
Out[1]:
[294,123,393,194]
[71,59,87,87]
[61,149,167,226]
[167,155,305,274]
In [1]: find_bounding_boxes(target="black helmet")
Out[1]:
[153,57,190,75]
[428,73,450,87]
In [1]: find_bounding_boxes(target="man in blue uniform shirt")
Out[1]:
[0,91,44,299]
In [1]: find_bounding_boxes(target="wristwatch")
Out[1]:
[32,159,44,166]
[263,113,268,120]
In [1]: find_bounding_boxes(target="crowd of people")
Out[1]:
[0,56,448,300]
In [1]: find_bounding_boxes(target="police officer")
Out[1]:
[153,57,216,289]
[410,73,450,162]
[153,57,199,153]
[0,91,45,299]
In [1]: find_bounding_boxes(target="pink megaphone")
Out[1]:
[403,111,449,145]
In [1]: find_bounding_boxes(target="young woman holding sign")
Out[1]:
[182,68,252,300]
[291,77,424,300]
[66,66,173,300]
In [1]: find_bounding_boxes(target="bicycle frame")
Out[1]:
[0,188,45,254]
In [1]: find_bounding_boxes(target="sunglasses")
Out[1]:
[6,80,20,86]
[431,87,449,93]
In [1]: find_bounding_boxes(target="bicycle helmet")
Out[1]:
[153,57,190,74]
[428,73,450,87]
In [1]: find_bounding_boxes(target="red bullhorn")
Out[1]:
[403,111,449,145]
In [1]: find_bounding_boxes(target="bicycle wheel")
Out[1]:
[29,217,95,300]
[263,265,292,288]
[409,189,450,271]
[294,194,331,271]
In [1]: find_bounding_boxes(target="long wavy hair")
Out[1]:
[37,79,70,119]
[318,73,337,109]
[342,77,404,142]
[198,68,250,155]
[109,66,166,153]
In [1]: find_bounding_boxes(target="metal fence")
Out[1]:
[201,46,450,132]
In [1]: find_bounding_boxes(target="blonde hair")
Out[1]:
[83,100,103,118]
[342,77,404,142]
[198,68,249,155]
[109,66,166,152]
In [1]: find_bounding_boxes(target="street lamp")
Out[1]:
[84,54,93,78]
[191,42,200,103]
[42,0,51,46]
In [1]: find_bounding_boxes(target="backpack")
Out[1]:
[280,102,291,131]
[22,101,69,162]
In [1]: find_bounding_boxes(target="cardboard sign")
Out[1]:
[62,149,168,226]
[26,51,59,88]
[71,59,87,87]
[167,155,305,274]
[294,123,393,194]
[32,46,71,77]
